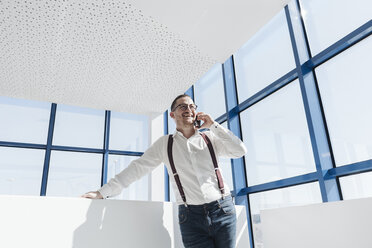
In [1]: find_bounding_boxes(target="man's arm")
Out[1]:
[82,136,165,199]
[208,121,247,158]
[196,112,247,158]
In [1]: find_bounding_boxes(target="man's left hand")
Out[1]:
[195,112,214,129]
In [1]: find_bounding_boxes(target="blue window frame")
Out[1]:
[163,1,372,247]
[0,101,148,200]
[1,0,371,246]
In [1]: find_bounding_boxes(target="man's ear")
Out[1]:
[170,111,175,119]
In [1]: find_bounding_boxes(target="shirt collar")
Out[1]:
[173,128,200,139]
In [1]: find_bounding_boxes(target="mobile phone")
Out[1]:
[194,115,201,128]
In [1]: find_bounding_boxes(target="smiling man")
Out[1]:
[82,94,247,248]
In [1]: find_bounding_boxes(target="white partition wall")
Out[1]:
[149,113,166,202]
[0,195,249,248]
[261,197,372,248]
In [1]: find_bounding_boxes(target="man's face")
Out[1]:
[170,97,197,127]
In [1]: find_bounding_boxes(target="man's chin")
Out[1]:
[183,120,194,126]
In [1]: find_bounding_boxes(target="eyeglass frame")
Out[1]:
[171,103,198,112]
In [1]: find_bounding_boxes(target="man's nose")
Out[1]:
[185,105,194,111]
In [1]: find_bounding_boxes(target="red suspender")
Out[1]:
[167,135,187,205]
[200,133,225,196]
[167,133,225,206]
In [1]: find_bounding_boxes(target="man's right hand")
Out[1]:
[81,191,104,199]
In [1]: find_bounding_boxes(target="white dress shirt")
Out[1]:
[98,121,247,205]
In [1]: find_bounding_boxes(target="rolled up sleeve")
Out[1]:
[208,121,247,158]
[98,136,165,198]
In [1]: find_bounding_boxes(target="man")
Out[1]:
[82,94,247,248]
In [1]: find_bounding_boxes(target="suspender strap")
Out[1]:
[167,135,187,206]
[200,133,225,196]
[167,133,226,206]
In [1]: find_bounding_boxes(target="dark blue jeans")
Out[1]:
[178,195,236,248]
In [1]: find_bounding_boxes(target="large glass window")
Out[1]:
[299,0,372,56]
[53,104,105,149]
[194,63,226,120]
[339,172,372,200]
[109,111,149,152]
[0,147,45,196]
[249,182,322,248]
[46,151,102,197]
[240,80,316,186]
[315,35,372,167]
[234,9,296,103]
[107,155,149,201]
[0,96,50,144]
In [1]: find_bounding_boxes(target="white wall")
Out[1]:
[261,197,372,248]
[149,112,165,202]
[0,195,249,248]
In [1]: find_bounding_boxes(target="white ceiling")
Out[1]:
[0,0,289,115]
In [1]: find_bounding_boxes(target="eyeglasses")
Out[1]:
[172,103,198,112]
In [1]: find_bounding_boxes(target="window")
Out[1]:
[0,147,45,196]
[299,0,372,56]
[0,96,50,144]
[234,9,295,103]
[53,104,105,149]
[240,80,316,186]
[316,35,372,166]
[194,63,226,120]
[46,151,102,197]
[339,172,372,200]
[109,111,149,152]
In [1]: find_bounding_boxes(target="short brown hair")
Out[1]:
[170,94,191,111]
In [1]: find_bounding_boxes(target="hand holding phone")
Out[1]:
[194,114,202,128]
[193,112,214,129]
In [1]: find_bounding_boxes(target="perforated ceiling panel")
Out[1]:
[0,0,215,114]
